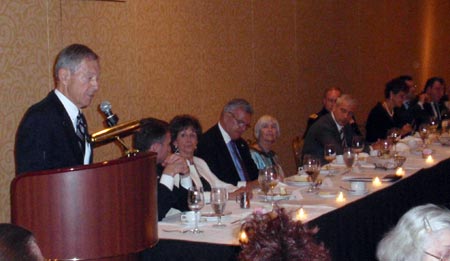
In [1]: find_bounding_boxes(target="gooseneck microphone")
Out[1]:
[99,101,119,127]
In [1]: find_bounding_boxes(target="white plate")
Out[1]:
[284,176,310,187]
[257,192,291,201]
[201,211,232,222]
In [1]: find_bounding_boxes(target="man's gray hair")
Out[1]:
[335,94,356,107]
[222,98,254,114]
[54,43,99,81]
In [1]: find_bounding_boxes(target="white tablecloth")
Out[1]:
[158,142,450,246]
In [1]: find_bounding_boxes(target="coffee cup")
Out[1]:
[336,155,344,164]
[370,150,380,157]
[350,181,366,193]
[181,211,199,224]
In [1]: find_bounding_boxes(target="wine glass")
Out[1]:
[387,128,401,155]
[211,187,227,227]
[418,124,429,148]
[351,136,364,166]
[187,186,205,233]
[324,144,336,174]
[380,139,391,158]
[343,147,355,170]
[429,117,438,134]
[324,144,337,164]
[258,167,278,202]
[303,156,320,193]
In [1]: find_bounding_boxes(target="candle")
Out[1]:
[425,155,434,164]
[395,167,405,177]
[336,191,346,203]
[372,177,382,187]
[239,230,248,244]
[296,208,307,221]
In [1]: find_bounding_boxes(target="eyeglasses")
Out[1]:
[228,112,251,129]
[424,249,450,261]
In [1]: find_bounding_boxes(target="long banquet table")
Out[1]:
[140,142,450,261]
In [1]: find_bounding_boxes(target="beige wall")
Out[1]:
[1,0,449,222]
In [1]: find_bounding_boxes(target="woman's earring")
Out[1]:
[174,145,179,153]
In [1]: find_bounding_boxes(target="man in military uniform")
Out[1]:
[302,87,342,138]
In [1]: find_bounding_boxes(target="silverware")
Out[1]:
[162,228,190,233]
[231,218,245,224]
[339,186,355,193]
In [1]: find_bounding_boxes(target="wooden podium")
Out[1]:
[10,152,158,260]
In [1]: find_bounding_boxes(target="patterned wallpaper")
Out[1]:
[0,0,449,222]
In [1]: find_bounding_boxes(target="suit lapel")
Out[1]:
[49,91,85,162]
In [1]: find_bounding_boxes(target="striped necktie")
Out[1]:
[340,128,347,148]
[76,112,87,154]
[228,141,250,181]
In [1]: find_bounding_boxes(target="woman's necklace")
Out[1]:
[383,101,394,118]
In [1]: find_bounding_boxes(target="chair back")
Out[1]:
[292,136,304,169]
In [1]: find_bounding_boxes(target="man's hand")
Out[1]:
[161,154,189,176]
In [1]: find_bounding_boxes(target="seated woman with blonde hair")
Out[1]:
[377,203,450,261]
[250,115,285,179]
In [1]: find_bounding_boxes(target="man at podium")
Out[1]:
[133,117,190,220]
[15,44,100,175]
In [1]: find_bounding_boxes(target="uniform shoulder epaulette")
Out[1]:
[309,113,318,119]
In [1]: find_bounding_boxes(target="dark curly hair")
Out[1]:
[239,206,330,261]
[169,114,202,150]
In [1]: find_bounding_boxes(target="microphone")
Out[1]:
[99,101,119,127]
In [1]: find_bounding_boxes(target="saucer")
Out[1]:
[348,189,369,196]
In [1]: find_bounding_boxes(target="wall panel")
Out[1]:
[0,0,449,222]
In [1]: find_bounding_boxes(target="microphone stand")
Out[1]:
[90,120,141,157]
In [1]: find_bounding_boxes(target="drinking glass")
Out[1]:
[324,144,337,164]
[343,148,355,170]
[351,136,364,166]
[211,187,227,227]
[380,139,391,158]
[258,167,278,202]
[351,136,365,154]
[418,124,429,148]
[387,128,401,155]
[187,186,205,233]
[429,117,438,134]
[303,156,321,193]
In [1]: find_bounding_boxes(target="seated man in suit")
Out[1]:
[15,44,99,175]
[303,87,361,139]
[303,94,367,164]
[394,75,416,128]
[133,118,190,221]
[410,77,447,129]
[303,87,342,138]
[196,98,259,187]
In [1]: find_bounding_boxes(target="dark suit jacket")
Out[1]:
[303,113,361,164]
[196,124,258,186]
[15,91,92,175]
[303,107,362,139]
[410,101,447,130]
[156,165,189,221]
[365,102,404,143]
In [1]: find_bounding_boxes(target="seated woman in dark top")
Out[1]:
[365,78,413,143]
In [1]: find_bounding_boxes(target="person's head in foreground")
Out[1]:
[239,206,330,261]
[0,223,44,261]
[377,203,450,261]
